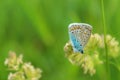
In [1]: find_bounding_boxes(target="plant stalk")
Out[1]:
[101,0,110,80]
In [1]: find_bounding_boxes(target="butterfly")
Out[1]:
[68,23,92,54]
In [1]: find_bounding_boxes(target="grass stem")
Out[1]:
[101,0,110,80]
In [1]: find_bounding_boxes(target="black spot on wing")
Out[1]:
[71,31,74,33]
[74,46,76,48]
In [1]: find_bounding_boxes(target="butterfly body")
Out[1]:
[68,23,92,54]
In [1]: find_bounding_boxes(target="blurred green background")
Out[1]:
[0,0,120,80]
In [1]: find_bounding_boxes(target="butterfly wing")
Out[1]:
[77,23,92,47]
[69,31,83,53]
[68,23,92,53]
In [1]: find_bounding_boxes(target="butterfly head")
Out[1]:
[73,46,84,54]
[80,50,84,54]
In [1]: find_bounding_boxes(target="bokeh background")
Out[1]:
[0,0,120,80]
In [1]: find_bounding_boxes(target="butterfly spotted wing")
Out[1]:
[68,23,92,54]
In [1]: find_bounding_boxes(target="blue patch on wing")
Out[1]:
[69,32,83,54]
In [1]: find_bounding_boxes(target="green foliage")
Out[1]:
[0,0,120,80]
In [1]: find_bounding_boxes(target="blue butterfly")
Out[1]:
[68,23,92,54]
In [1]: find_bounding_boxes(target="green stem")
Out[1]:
[101,0,110,80]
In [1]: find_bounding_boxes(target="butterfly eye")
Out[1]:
[81,50,83,54]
